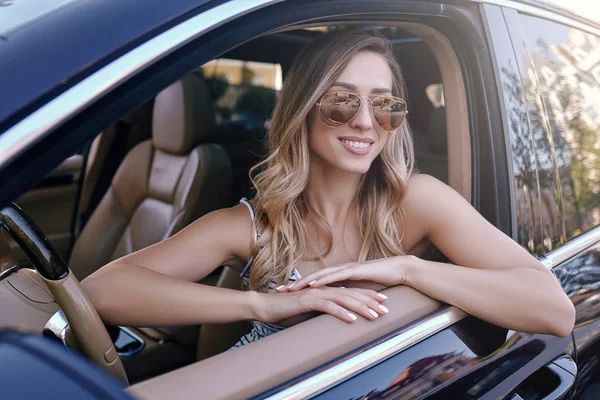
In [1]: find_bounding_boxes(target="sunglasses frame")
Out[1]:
[315,91,408,132]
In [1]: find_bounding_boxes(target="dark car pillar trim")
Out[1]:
[472,0,600,37]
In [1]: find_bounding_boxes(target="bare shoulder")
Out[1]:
[400,174,467,250]
[405,173,449,199]
[187,202,252,230]
[403,173,468,215]
[178,201,256,262]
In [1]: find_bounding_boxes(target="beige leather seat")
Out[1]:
[70,75,232,280]
[196,267,251,360]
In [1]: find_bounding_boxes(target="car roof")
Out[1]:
[0,0,81,37]
[0,0,212,131]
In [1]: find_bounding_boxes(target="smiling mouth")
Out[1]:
[339,139,373,149]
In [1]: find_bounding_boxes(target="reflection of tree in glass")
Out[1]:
[500,63,541,254]
[529,31,600,239]
[553,246,600,325]
[521,53,566,250]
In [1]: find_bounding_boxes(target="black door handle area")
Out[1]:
[508,355,577,400]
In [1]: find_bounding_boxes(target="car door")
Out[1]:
[480,4,600,399]
[9,153,83,263]
[498,6,600,399]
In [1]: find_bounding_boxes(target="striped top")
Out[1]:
[231,198,302,348]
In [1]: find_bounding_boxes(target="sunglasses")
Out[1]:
[316,92,408,131]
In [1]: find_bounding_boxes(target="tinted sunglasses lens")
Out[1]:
[372,96,407,131]
[319,92,361,126]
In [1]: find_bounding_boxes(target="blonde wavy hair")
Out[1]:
[249,30,414,291]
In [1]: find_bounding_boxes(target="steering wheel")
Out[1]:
[0,203,128,384]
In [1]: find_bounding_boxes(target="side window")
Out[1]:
[520,14,600,246]
[201,59,282,132]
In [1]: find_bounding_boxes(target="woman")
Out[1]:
[82,30,575,347]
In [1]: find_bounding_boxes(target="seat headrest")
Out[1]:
[152,75,216,155]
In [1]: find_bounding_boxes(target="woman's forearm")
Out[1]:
[405,257,575,337]
[81,263,258,327]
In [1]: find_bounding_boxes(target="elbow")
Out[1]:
[546,298,576,338]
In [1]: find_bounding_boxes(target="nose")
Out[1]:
[349,98,373,132]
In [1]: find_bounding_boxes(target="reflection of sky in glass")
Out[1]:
[546,0,600,24]
[0,0,80,36]
[521,13,600,243]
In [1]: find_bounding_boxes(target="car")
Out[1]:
[1,0,599,399]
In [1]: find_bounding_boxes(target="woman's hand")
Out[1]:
[278,256,414,293]
[253,286,389,324]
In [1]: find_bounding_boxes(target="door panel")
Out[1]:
[10,154,83,263]
[553,241,600,398]
[314,316,573,400]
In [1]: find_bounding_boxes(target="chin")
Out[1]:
[335,159,373,175]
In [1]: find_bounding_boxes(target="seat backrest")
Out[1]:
[196,266,252,361]
[70,75,232,280]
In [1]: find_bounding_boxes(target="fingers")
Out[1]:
[339,288,389,316]
[285,264,356,291]
[275,266,340,292]
[348,287,388,303]
[304,267,363,290]
[302,287,389,323]
[304,296,358,323]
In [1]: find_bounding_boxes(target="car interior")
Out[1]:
[0,22,471,393]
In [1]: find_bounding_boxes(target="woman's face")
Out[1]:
[309,51,394,175]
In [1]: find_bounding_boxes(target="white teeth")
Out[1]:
[341,139,371,149]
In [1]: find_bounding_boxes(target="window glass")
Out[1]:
[201,59,282,131]
[520,14,600,243]
[488,8,543,255]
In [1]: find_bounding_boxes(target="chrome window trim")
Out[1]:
[471,0,600,37]
[540,225,600,269]
[266,307,467,400]
[0,0,283,171]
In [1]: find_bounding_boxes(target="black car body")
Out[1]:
[1,0,599,399]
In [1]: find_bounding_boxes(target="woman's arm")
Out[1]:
[82,205,387,326]
[285,175,575,337]
[81,205,257,326]
[402,174,575,337]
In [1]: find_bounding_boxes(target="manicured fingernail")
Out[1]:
[276,285,285,291]
[379,305,389,314]
[348,313,357,321]
[368,309,379,318]
[377,293,388,300]
[289,283,296,289]
[309,280,317,286]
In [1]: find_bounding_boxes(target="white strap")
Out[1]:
[239,198,258,278]
[239,198,258,244]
